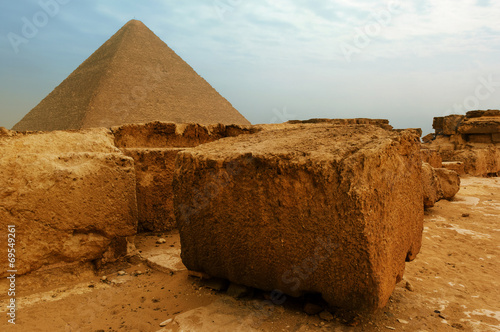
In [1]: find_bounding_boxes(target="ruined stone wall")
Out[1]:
[424,110,500,176]
[113,121,258,231]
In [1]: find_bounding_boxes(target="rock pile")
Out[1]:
[424,110,500,176]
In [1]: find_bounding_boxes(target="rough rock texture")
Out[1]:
[0,129,138,277]
[420,149,442,168]
[424,110,500,176]
[442,161,466,176]
[123,148,184,231]
[174,124,424,311]
[114,122,257,231]
[113,121,256,149]
[12,20,250,131]
[422,163,461,208]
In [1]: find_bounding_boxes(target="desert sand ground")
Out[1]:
[1,177,498,332]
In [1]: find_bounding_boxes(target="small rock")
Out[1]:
[397,318,409,324]
[134,270,143,276]
[304,302,323,315]
[385,327,396,330]
[156,238,167,244]
[117,270,127,276]
[405,281,414,292]
[227,283,252,298]
[319,310,334,322]
[159,318,172,327]
[439,314,446,320]
[101,276,107,282]
[462,213,470,218]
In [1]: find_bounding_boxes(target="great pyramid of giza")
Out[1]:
[12,20,250,131]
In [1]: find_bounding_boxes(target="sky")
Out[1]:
[1,0,500,134]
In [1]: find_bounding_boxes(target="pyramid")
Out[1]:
[13,20,251,131]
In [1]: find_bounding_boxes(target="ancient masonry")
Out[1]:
[422,110,500,176]
[12,20,250,131]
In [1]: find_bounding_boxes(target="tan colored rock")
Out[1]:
[113,122,257,231]
[0,129,138,277]
[422,163,460,208]
[174,123,423,312]
[467,134,493,144]
[466,110,500,118]
[433,117,444,134]
[442,115,464,136]
[421,133,435,144]
[450,148,500,176]
[442,161,466,176]
[458,117,500,135]
[123,148,184,231]
[113,121,256,149]
[421,149,442,168]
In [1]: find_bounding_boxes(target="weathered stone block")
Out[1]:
[0,130,138,277]
[442,115,464,136]
[442,161,466,176]
[467,134,493,144]
[174,124,424,311]
[420,149,442,168]
[433,117,444,134]
[458,117,500,135]
[123,148,185,231]
[422,163,460,208]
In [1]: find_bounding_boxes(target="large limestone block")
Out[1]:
[174,124,424,311]
[0,131,138,277]
[458,117,500,135]
[123,148,185,231]
[442,115,465,136]
[420,149,442,168]
[422,163,460,208]
[451,148,500,176]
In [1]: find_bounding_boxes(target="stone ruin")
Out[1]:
[422,110,500,176]
[0,118,463,312]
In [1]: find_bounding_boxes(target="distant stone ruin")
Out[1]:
[423,110,500,176]
[12,20,250,132]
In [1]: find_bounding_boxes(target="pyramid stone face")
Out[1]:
[13,20,250,131]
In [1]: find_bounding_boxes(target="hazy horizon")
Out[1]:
[1,0,500,135]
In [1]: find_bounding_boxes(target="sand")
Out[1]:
[0,176,498,332]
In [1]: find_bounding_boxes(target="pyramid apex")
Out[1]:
[123,19,146,27]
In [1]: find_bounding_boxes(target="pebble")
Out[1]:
[319,310,334,322]
[405,281,414,292]
[386,327,396,330]
[159,318,172,327]
[101,276,107,282]
[462,213,470,217]
[156,238,167,244]
[397,319,409,324]
[303,302,323,315]
[117,270,127,276]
